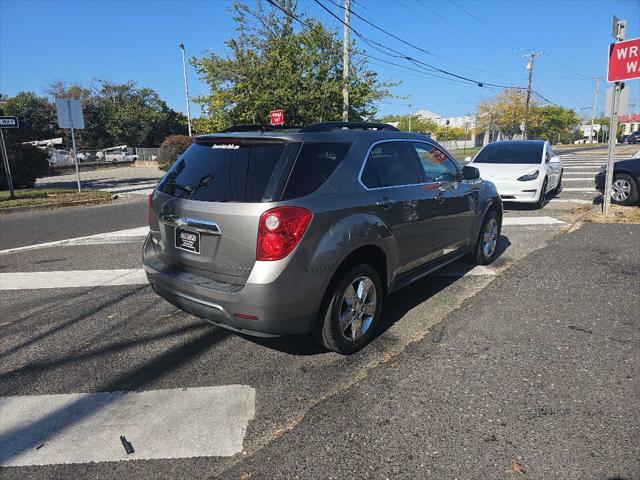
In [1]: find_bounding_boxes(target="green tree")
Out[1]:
[476,89,532,139]
[156,135,193,171]
[0,92,60,144]
[529,105,580,143]
[192,0,393,130]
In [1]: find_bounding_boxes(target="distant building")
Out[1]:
[619,113,640,135]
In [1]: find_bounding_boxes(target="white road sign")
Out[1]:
[55,98,85,129]
[604,85,629,117]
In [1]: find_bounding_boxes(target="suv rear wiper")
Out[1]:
[175,174,215,196]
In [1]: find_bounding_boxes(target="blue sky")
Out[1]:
[1,0,639,121]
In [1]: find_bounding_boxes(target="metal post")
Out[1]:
[70,126,81,192]
[179,43,192,136]
[408,104,412,132]
[342,0,350,122]
[603,82,621,214]
[588,78,600,143]
[0,128,15,199]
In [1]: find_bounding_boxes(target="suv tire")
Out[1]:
[470,210,501,265]
[611,173,638,206]
[316,264,383,355]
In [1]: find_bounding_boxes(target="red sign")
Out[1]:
[618,113,640,123]
[607,38,640,82]
[270,109,284,126]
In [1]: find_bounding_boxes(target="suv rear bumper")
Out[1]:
[143,235,323,336]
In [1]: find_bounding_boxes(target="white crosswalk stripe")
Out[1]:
[0,386,255,466]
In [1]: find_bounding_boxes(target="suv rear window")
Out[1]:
[158,141,287,202]
[282,143,351,199]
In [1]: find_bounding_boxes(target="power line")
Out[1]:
[339,0,524,79]
[325,0,429,55]
[448,0,522,46]
[396,0,526,57]
[313,0,527,90]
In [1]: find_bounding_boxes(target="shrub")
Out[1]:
[156,135,192,171]
[0,143,49,189]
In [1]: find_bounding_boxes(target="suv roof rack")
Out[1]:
[301,122,399,132]
[221,124,302,133]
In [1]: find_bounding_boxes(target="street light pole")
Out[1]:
[179,43,193,137]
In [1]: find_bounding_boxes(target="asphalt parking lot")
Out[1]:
[1,146,638,479]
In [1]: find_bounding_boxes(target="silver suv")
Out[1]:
[144,122,502,354]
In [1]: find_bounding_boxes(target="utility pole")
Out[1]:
[408,104,412,132]
[179,43,193,136]
[588,78,601,144]
[523,50,543,139]
[342,0,350,122]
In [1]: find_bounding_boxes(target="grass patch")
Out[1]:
[450,146,481,162]
[0,188,112,211]
[583,205,640,224]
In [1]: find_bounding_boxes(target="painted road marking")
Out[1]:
[0,227,149,255]
[549,199,593,204]
[0,386,255,466]
[101,182,158,193]
[562,188,596,192]
[0,267,504,288]
[563,178,596,181]
[0,269,148,290]
[502,216,565,225]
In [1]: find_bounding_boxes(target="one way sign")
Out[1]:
[0,116,19,128]
[607,37,640,83]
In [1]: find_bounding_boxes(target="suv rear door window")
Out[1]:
[361,141,422,189]
[158,141,287,202]
[282,142,351,199]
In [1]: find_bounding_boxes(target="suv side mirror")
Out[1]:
[462,165,480,180]
[464,156,472,163]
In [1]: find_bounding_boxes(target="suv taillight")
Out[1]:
[147,193,153,226]
[257,207,312,261]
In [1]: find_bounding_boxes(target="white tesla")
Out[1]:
[466,140,563,209]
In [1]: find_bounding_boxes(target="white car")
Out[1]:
[466,140,563,209]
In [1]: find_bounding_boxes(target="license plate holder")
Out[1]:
[175,227,200,254]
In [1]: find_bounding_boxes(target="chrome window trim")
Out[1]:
[357,138,444,192]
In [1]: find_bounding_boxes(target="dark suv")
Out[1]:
[144,122,502,354]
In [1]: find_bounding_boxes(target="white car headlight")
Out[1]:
[517,170,539,181]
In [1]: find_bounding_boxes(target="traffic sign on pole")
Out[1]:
[0,116,19,128]
[603,18,638,215]
[55,98,84,192]
[607,37,640,83]
[0,117,19,199]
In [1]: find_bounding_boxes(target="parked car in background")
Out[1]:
[628,131,640,144]
[144,122,503,354]
[466,140,562,209]
[595,157,640,205]
[620,135,630,144]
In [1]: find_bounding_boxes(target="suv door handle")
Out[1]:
[376,197,395,209]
